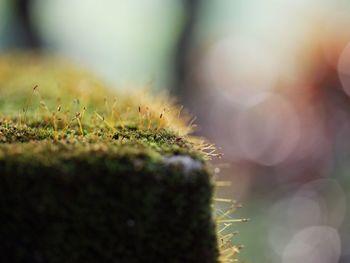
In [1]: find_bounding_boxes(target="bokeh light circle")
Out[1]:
[235,92,300,165]
[206,36,279,107]
[282,226,341,263]
[338,42,350,97]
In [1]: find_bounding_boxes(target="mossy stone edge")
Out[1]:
[0,54,219,263]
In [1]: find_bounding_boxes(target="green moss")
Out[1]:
[0,54,219,263]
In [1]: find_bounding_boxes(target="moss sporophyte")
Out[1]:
[0,53,246,263]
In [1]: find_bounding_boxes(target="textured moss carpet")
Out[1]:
[0,54,219,263]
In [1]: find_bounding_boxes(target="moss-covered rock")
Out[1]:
[0,54,219,263]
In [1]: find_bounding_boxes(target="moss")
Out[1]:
[0,54,219,263]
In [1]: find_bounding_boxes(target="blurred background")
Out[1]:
[1,0,350,262]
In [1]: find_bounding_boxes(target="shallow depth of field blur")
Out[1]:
[2,1,350,262]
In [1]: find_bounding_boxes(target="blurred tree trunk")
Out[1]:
[12,0,41,49]
[172,0,201,105]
